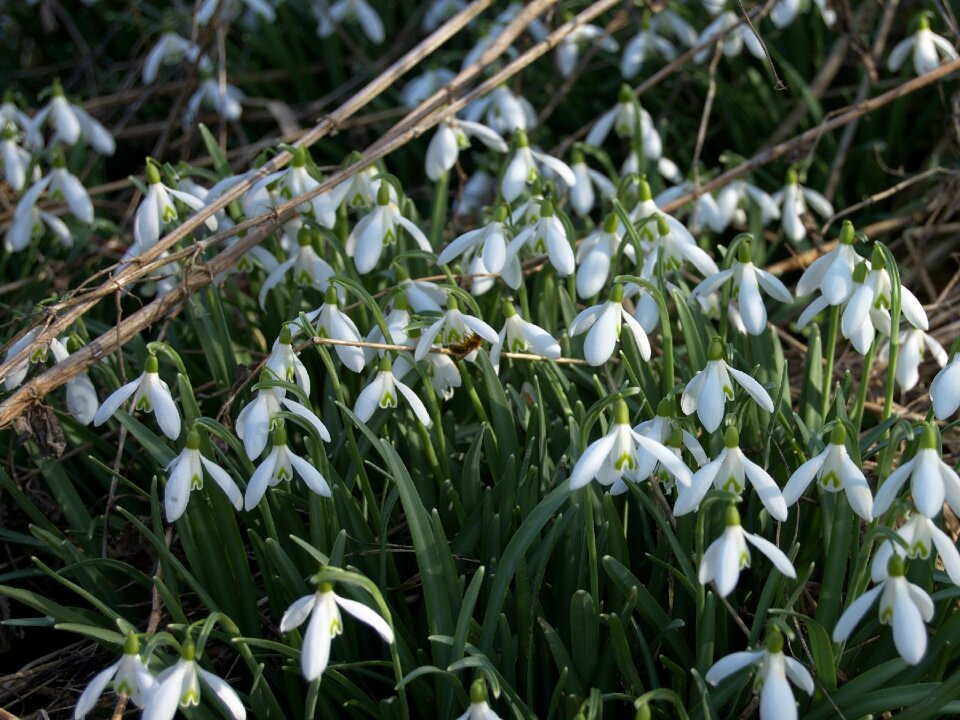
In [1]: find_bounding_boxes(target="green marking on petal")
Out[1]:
[276,466,291,481]
[510,337,526,352]
[723,384,734,400]
[880,606,893,624]
[379,390,397,409]
[384,227,396,245]
[191,472,202,491]
[526,167,538,183]
[135,396,152,412]
[162,205,177,222]
[181,688,200,706]
[116,680,134,696]
[329,617,342,636]
[820,470,841,489]
[615,452,636,471]
[739,551,750,569]
[722,477,742,493]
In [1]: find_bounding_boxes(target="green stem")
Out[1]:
[851,336,878,432]
[821,304,840,419]
[429,170,450,250]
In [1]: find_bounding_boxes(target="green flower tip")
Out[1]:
[603,212,619,234]
[494,203,509,222]
[318,580,334,593]
[145,160,162,185]
[513,128,529,148]
[785,167,798,185]
[766,628,784,654]
[297,226,312,247]
[376,182,391,206]
[634,703,651,720]
[0,124,15,141]
[392,292,409,312]
[724,425,739,448]
[724,503,741,527]
[324,285,339,306]
[656,396,674,417]
[887,553,905,577]
[737,240,752,264]
[446,295,459,312]
[271,426,287,447]
[51,78,65,97]
[52,145,67,168]
[637,175,652,202]
[870,244,885,270]
[291,145,306,168]
[279,325,293,346]
[919,422,938,450]
[918,14,930,30]
[852,261,868,284]
[839,220,856,245]
[656,214,670,237]
[144,354,159,374]
[469,679,486,705]
[667,426,683,448]
[571,148,585,164]
[503,301,517,318]
[378,356,392,372]
[614,398,630,425]
[609,283,625,303]
[540,198,555,217]
[707,336,725,362]
[66,335,81,353]
[123,632,140,656]
[181,639,196,661]
[617,84,634,104]
[185,429,201,450]
[829,423,846,445]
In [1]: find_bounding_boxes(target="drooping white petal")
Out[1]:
[148,377,181,440]
[93,378,142,427]
[744,531,796,578]
[197,667,246,720]
[334,595,395,642]
[395,378,433,427]
[75,661,120,719]
[245,449,279,511]
[569,432,617,489]
[199,456,243,511]
[280,594,318,633]
[782,451,828,505]
[892,580,927,664]
[705,650,763,685]
[832,584,883,642]
[290,452,332,497]
[728,366,774,413]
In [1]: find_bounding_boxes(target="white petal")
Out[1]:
[290,452,331,497]
[245,450,278,511]
[874,457,919,517]
[760,671,798,720]
[280,594,318,633]
[931,524,960,584]
[728,366,774,413]
[832,584,883,642]
[334,595,395,642]
[149,378,181,440]
[783,656,815,695]
[197,668,246,720]
[782,452,827,506]
[395,378,433,427]
[200,456,243,511]
[705,651,763,685]
[744,531,796,578]
[93,378,141,427]
[583,304,620,366]
[742,455,788,521]
[892,581,927,664]
[569,432,617,489]
[75,661,120,719]
[302,598,334,680]
[164,453,195,522]
[141,663,189,720]
[280,398,331,442]
[697,364,727,433]
[887,36,914,72]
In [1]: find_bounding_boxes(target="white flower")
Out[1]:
[29,80,115,155]
[315,0,385,44]
[771,0,836,28]
[415,298,499,362]
[355,356,432,427]
[437,204,510,272]
[699,505,796,597]
[164,429,242,522]
[586,85,662,160]
[639,213,719,281]
[569,151,616,217]
[706,631,815,720]
[490,302,560,372]
[197,0,276,24]
[860,246,928,332]
[676,426,789,521]
[245,426,331,510]
[576,212,623,298]
[397,273,447,313]
[888,17,959,76]
[833,554,934,665]
[258,228,336,308]
[264,326,311,395]
[454,169,495,217]
[500,128,576,202]
[782,424,874,521]
[680,337,775,433]
[48,337,99,425]
[930,351,960,420]
[185,75,244,127]
[394,350,462,401]
[75,634,156,718]
[871,512,960,586]
[142,31,201,83]
[364,298,410,362]
[881,326,947,392]
[142,641,245,720]
[708,180,781,232]
[425,117,507,181]
[625,175,699,249]
[462,86,537,135]
[504,197,575,277]
[456,679,503,720]
[568,284,651,366]
[633,398,708,470]
[298,287,367,373]
[345,183,431,273]
[620,22,680,78]
[422,0,465,31]
[236,371,330,460]
[0,95,33,135]
[770,169,833,243]
[873,423,960,519]
[128,162,217,256]
[0,124,37,191]
[555,24,618,78]
[400,68,456,108]
[93,354,181,440]
[794,220,859,305]
[694,11,766,64]
[280,580,394,680]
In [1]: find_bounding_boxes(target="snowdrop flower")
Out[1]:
[676,426,788,520]
[681,336,775,433]
[691,240,792,336]
[576,213,622,298]
[771,169,833,243]
[586,85,662,160]
[142,640,245,720]
[0,92,32,135]
[555,24,619,78]
[620,19,679,78]
[463,86,537,135]
[626,175,698,248]
[48,337,98,425]
[569,150,616,217]
[795,220,859,306]
[641,213,719,284]
[772,0,836,28]
[828,262,881,354]
[456,679,503,720]
[438,204,510,272]
[129,161,216,255]
[1,330,47,390]
[338,160,397,209]
[197,0,276,24]
[422,0,465,31]
[505,197,575,277]
[882,326,947,392]
[355,356,431,427]
[315,0,384,44]
[707,180,781,232]
[164,429,242,522]
[0,124,36,191]
[29,80,115,155]
[501,129,576,203]
[490,301,560,372]
[142,31,201,83]
[930,350,960,419]
[833,554,933,665]
[871,512,960,586]
[346,183,431,273]
[699,505,796,597]
[873,423,960,519]
[860,246,928,332]
[633,397,708,469]
[568,284,651,366]
[258,228,336,308]
[706,630,814,720]
[298,286,367,372]
[184,74,244,127]
[279,579,394,680]
[782,424,874,521]
[400,68,455,108]
[569,398,692,491]
[246,147,348,229]
[395,343,462,401]
[245,426,331,509]
[414,297,498,362]
[93,354,181,440]
[236,371,330,459]
[364,295,410,362]
[425,117,507,181]
[888,16,959,76]
[75,633,155,719]
[454,169,495,217]
[694,12,765,64]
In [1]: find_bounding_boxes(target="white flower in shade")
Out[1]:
[694,11,765,63]
[641,213,719,282]
[437,204,511,273]
[29,80,115,155]
[569,151,616,217]
[772,0,836,28]
[0,94,32,135]
[394,348,462,401]
[0,124,37,191]
[888,16,959,76]
[280,580,394,681]
[414,297,499,362]
[930,351,960,420]
[706,631,814,720]
[633,397,708,470]
[422,0,465,31]
[456,679,503,720]
[75,634,155,719]
[620,22,680,79]
[504,197,575,277]
[93,354,181,440]
[425,117,507,181]
[625,174,697,246]
[345,183,431,273]
[699,505,796,597]
[397,272,447,312]
[576,213,623,298]
[364,296,410,363]
[881,326,948,392]
[197,0,276,24]
[235,372,330,460]
[355,356,432,427]
[258,229,336,308]
[245,426,331,509]
[462,86,537,135]
[129,162,217,255]
[454,169,495,218]
[490,301,560,372]
[830,262,881,355]
[568,284,652,366]
[142,641,245,720]
[871,512,960,585]
[315,0,385,43]
[873,423,960,519]
[338,161,397,209]
[400,68,456,108]
[770,169,833,243]
[555,24,619,78]
[164,429,242,522]
[680,337,775,433]
[48,337,98,425]
[184,75,244,127]
[569,399,693,492]
[142,31,201,83]
[676,426,789,521]
[833,554,933,665]
[795,220,859,306]
[298,287,366,373]
[500,128,576,203]
[782,424,874,521]
[709,181,781,232]
[586,86,662,160]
